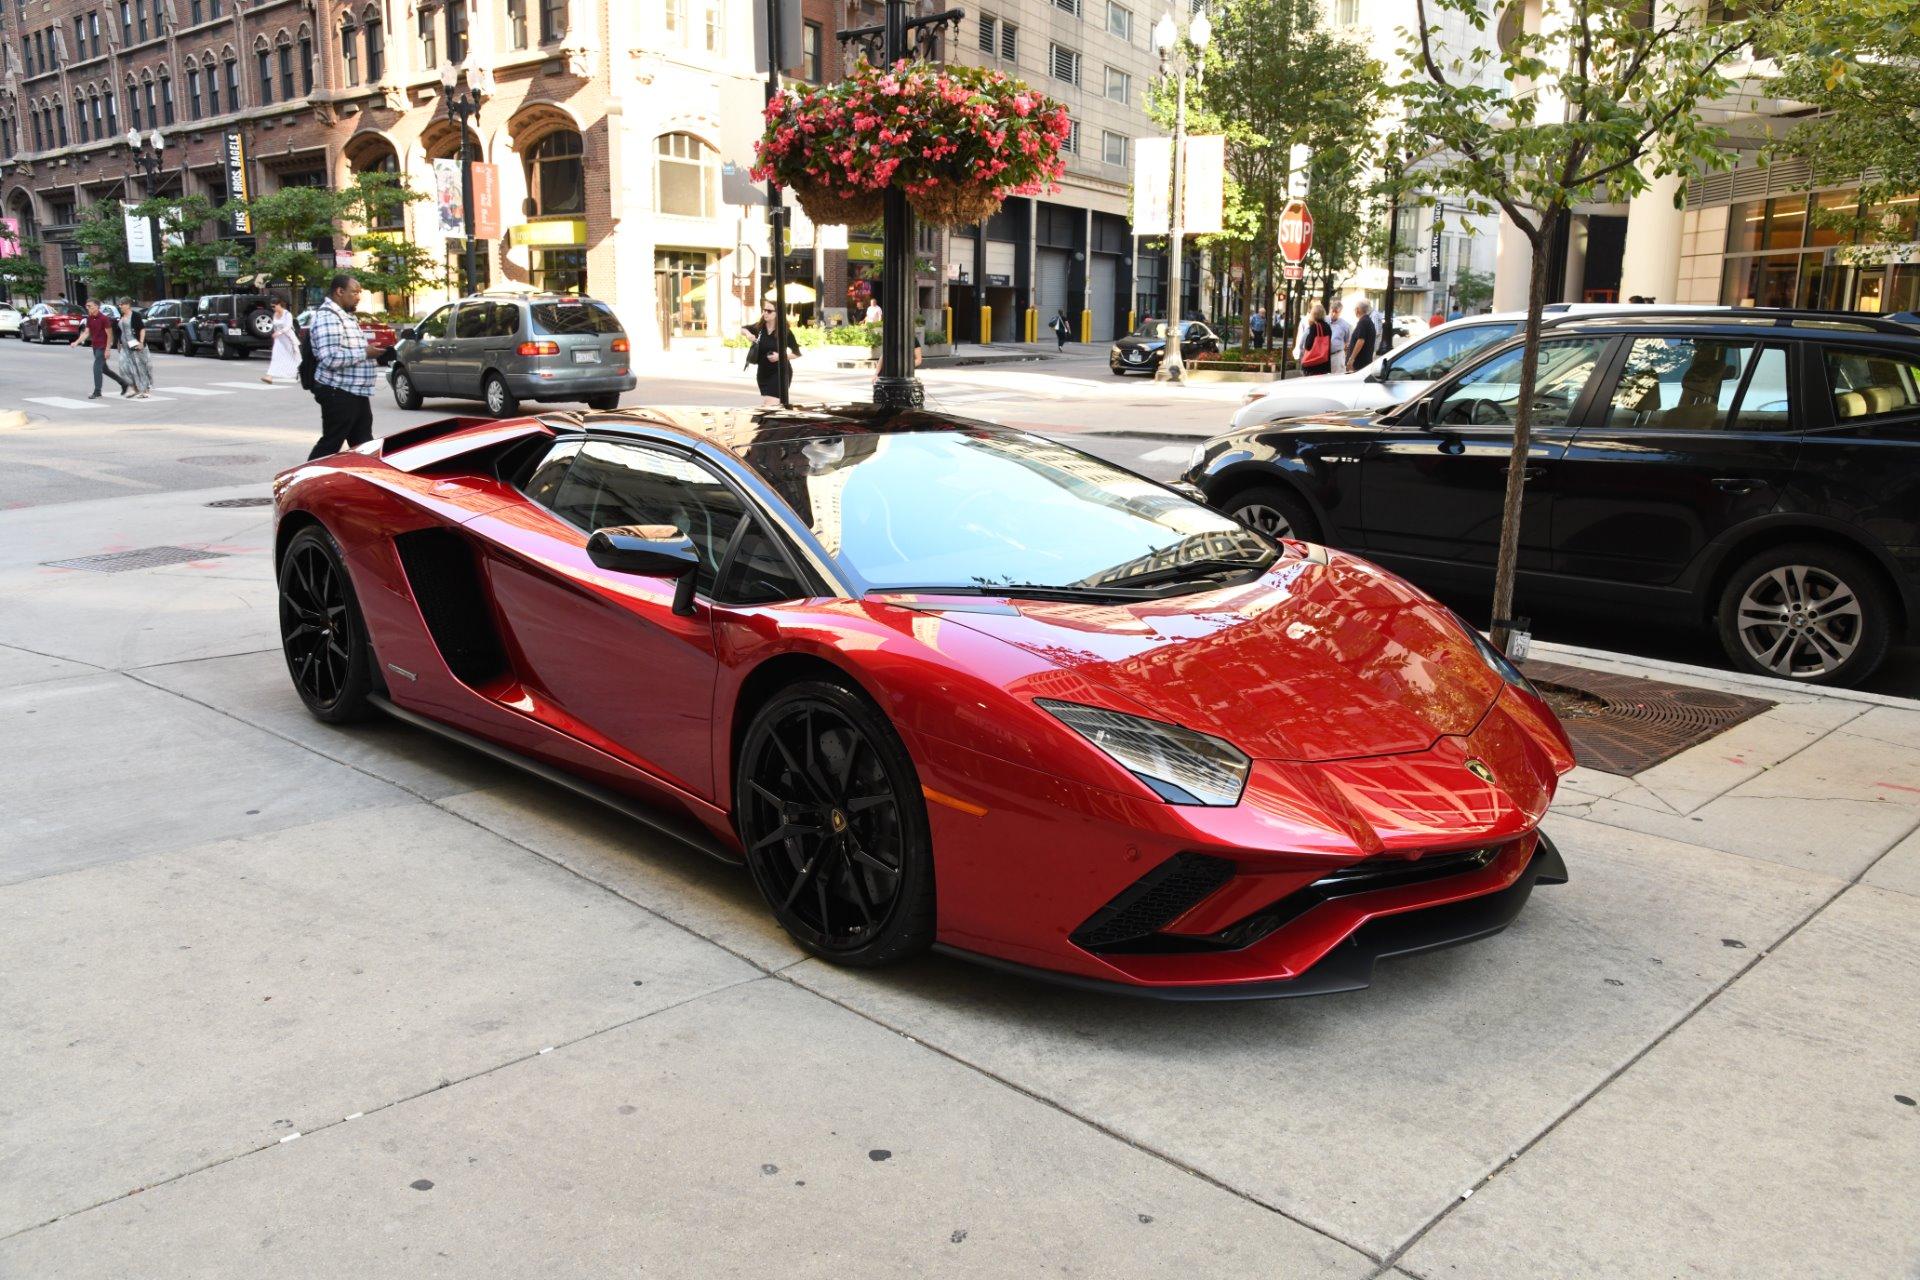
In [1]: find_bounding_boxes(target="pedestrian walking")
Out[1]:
[1328,299,1352,375]
[69,299,131,399]
[116,297,154,398]
[1429,308,1446,329]
[1347,298,1380,373]
[1050,308,1072,350]
[264,299,300,384]
[1249,308,1266,347]
[306,273,378,459]
[1295,302,1333,376]
[744,303,801,407]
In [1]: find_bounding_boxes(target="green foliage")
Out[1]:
[724,321,885,349]
[1763,0,1920,246]
[130,194,223,296]
[229,185,344,296]
[70,201,158,299]
[0,238,50,301]
[1452,266,1494,311]
[227,172,437,300]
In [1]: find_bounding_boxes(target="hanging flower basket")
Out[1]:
[754,61,1070,229]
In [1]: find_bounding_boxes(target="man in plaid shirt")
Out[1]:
[307,273,379,459]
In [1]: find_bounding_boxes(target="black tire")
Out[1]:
[278,524,375,723]
[1715,542,1892,687]
[736,679,937,967]
[1110,366,1128,376]
[1223,483,1321,544]
[391,366,423,410]
[585,392,621,411]
[244,305,275,339]
[214,332,231,359]
[483,373,519,418]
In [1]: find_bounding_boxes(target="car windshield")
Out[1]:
[742,429,1276,595]
[530,300,624,336]
[1130,321,1173,340]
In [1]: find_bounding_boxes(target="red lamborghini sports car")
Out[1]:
[274,406,1574,998]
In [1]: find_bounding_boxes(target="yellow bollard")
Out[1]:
[980,305,992,344]
[1080,309,1092,344]
[942,305,953,346]
[1024,308,1037,344]
[1127,309,1136,333]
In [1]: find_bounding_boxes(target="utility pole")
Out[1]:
[438,64,488,297]
[1150,6,1209,384]
[765,0,792,406]
[127,130,168,299]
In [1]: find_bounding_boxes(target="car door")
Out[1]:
[443,301,494,399]
[465,437,739,800]
[1554,334,1802,586]
[1786,343,1920,561]
[1359,334,1613,583]
[410,305,456,392]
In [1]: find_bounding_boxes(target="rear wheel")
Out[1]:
[483,374,519,418]
[391,367,423,410]
[244,306,275,340]
[278,525,375,723]
[586,392,622,411]
[736,680,936,967]
[1715,543,1891,687]
[1223,483,1320,544]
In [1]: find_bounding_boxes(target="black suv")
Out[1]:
[142,298,200,354]
[1182,310,1920,686]
[184,292,280,359]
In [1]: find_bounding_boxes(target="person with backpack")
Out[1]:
[264,298,301,384]
[305,273,378,459]
[1294,301,1333,376]
[1050,308,1072,350]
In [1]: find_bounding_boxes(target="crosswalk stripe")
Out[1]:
[24,396,102,410]
[162,386,231,396]
[1140,445,1196,463]
[210,380,290,390]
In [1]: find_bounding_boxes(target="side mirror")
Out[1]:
[588,525,701,615]
[398,326,418,341]
[1408,397,1433,428]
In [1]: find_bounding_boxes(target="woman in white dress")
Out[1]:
[263,299,300,384]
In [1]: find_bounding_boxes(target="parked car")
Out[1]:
[1229,304,1729,431]
[1184,309,1920,687]
[1110,319,1223,375]
[296,309,398,366]
[189,292,281,359]
[20,301,85,343]
[0,303,22,337]
[142,298,201,354]
[387,293,635,415]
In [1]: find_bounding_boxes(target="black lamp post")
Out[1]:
[127,128,168,300]
[438,63,489,298]
[837,2,964,411]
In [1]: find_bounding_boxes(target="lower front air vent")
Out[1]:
[1070,853,1236,952]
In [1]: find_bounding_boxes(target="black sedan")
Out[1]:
[1110,320,1221,375]
[1182,309,1920,687]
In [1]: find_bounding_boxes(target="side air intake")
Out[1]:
[1070,853,1236,952]
[392,527,508,686]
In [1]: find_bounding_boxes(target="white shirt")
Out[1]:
[1329,315,1351,353]
[864,303,882,323]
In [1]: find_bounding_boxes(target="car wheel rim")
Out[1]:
[396,375,412,402]
[1237,502,1294,540]
[1736,564,1862,679]
[487,383,505,413]
[741,700,904,951]
[280,544,354,708]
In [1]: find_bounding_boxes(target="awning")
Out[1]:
[764,283,816,304]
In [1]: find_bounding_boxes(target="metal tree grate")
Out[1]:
[42,546,231,573]
[1519,659,1775,776]
[205,496,274,508]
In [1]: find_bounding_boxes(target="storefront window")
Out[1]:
[655,249,711,338]
[1865,195,1920,242]
[526,130,584,216]
[1807,190,1859,249]
[1763,196,1807,251]
[531,247,587,295]
[655,133,716,218]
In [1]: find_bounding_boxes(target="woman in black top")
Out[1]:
[1295,302,1333,376]
[745,304,801,406]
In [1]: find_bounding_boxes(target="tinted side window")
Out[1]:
[1388,323,1517,381]
[550,441,747,589]
[531,301,624,336]
[416,305,453,339]
[522,440,581,509]
[718,520,807,605]
[1604,338,1790,432]
[453,301,491,337]
[1431,337,1609,429]
[1827,349,1920,425]
[489,303,523,339]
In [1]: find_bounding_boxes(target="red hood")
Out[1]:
[907,550,1504,763]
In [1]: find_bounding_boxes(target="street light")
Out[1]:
[127,128,168,300]
[1151,5,1208,384]
[438,63,488,298]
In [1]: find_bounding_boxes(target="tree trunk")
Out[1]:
[1488,205,1562,654]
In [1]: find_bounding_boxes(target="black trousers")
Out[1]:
[309,383,374,459]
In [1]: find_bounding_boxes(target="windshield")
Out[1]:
[742,430,1276,595]
[1130,321,1172,340]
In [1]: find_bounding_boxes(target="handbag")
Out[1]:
[1303,323,1331,367]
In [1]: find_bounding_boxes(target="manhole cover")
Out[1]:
[42,546,231,573]
[1519,659,1774,776]
[179,454,267,466]
[206,496,274,508]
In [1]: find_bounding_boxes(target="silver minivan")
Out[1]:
[388,293,637,416]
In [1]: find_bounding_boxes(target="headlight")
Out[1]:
[1038,700,1250,806]
[1454,612,1539,697]
[1187,443,1207,474]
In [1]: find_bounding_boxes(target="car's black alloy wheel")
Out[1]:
[1717,543,1890,686]
[278,525,374,723]
[1226,484,1319,544]
[737,680,936,966]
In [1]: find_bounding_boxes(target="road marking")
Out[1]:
[211,380,292,390]
[1140,445,1197,463]
[161,386,232,396]
[24,396,102,410]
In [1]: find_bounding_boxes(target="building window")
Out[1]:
[366,16,384,79]
[532,248,587,295]
[190,0,203,22]
[225,56,238,108]
[507,0,527,49]
[417,7,436,66]
[105,90,117,132]
[341,22,358,84]
[361,150,403,228]
[1102,131,1127,166]
[160,68,172,122]
[1335,0,1359,22]
[149,0,163,37]
[1106,1,1132,40]
[30,113,41,151]
[143,77,156,122]
[1104,65,1130,103]
[278,39,294,100]
[1053,0,1079,13]
[55,102,67,146]
[187,65,202,117]
[210,0,222,16]
[127,79,140,127]
[527,129,585,216]
[702,0,722,52]
[1048,43,1079,85]
[445,1,467,64]
[135,2,146,40]
[119,3,130,45]
[256,48,271,103]
[654,132,716,218]
[665,0,686,40]
[76,93,89,142]
[978,13,1017,59]
[654,250,709,337]
[1063,117,1079,154]
[801,20,820,80]
[299,31,313,93]
[540,0,565,43]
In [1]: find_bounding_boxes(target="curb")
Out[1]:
[0,409,28,430]
[1532,639,1920,709]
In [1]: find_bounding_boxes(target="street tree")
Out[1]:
[230,173,439,308]
[129,193,224,297]
[1453,266,1494,312]
[69,200,157,299]
[1399,0,1767,649]
[0,239,50,302]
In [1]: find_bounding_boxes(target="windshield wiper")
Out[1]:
[1084,556,1274,591]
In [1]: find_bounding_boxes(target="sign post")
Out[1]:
[1277,198,1313,378]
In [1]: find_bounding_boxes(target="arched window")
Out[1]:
[54,98,67,147]
[126,77,142,129]
[89,90,103,139]
[276,33,294,101]
[526,129,585,216]
[187,64,202,118]
[654,133,716,218]
[350,143,404,229]
[255,40,273,104]
[224,54,239,109]
[105,88,118,133]
[364,11,384,80]
[204,56,220,114]
[417,7,436,67]
[298,27,313,94]
[159,68,173,124]
[76,93,90,143]
[340,20,359,85]
[31,110,44,152]
[142,73,157,126]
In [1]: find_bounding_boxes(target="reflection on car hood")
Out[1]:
[917,549,1502,762]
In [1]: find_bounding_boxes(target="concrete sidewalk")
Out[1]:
[2,484,1916,1278]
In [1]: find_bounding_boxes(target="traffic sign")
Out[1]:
[1278,199,1314,267]
[1282,263,1304,280]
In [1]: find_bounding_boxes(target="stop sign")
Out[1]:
[1278,199,1314,266]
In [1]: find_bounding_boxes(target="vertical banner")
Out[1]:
[0,216,21,257]
[1181,135,1226,236]
[433,159,465,235]
[123,202,155,264]
[223,131,252,233]
[1132,136,1172,236]
[470,162,502,240]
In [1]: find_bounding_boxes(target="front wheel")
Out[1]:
[214,333,231,359]
[1715,543,1891,687]
[736,680,936,967]
[391,367,423,410]
[1223,483,1320,544]
[278,525,375,723]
